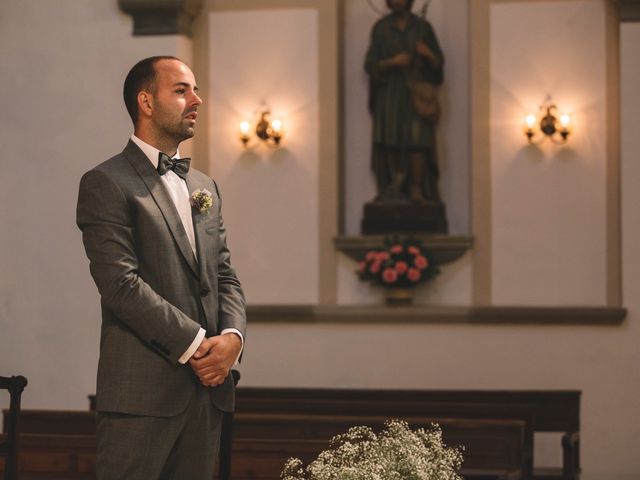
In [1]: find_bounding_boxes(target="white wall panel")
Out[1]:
[490,1,607,305]
[208,9,319,304]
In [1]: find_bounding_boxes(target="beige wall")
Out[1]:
[192,0,340,305]
[618,21,640,478]
[204,8,320,304]
[490,1,608,305]
[0,1,639,478]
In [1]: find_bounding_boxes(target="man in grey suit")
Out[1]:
[77,56,246,480]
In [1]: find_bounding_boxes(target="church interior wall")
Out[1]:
[489,1,608,305]
[202,7,321,304]
[0,0,639,478]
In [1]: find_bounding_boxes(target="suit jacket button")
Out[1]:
[200,288,210,297]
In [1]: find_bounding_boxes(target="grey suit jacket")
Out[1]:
[77,140,246,416]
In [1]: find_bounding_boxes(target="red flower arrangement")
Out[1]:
[357,240,439,288]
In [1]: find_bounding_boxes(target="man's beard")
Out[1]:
[154,100,196,144]
[156,114,195,144]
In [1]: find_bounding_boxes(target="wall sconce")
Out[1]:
[239,110,283,147]
[524,102,572,145]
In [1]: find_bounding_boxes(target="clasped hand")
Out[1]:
[189,334,242,387]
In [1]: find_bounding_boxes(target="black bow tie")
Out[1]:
[157,152,191,179]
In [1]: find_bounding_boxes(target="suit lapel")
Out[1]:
[185,174,210,282]
[123,141,199,278]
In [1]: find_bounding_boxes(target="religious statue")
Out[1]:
[361,0,447,233]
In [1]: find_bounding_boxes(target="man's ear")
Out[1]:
[138,91,153,118]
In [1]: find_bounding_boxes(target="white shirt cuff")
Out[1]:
[221,328,244,366]
[178,328,206,364]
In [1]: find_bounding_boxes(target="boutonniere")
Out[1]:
[190,189,213,214]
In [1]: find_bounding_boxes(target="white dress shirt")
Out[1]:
[130,135,243,364]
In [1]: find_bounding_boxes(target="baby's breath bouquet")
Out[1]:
[281,420,463,480]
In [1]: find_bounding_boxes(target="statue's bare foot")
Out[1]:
[410,187,427,204]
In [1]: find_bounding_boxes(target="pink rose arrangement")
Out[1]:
[357,241,438,288]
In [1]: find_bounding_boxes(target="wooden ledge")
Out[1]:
[621,0,640,21]
[334,234,473,265]
[247,305,626,325]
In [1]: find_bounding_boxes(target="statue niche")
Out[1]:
[362,0,448,234]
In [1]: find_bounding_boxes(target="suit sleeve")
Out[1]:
[212,180,247,339]
[76,169,201,365]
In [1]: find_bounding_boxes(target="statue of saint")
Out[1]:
[365,0,444,204]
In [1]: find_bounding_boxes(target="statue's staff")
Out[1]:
[410,0,432,71]
[404,0,441,122]
[366,0,430,17]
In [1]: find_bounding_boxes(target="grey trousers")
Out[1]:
[96,386,223,480]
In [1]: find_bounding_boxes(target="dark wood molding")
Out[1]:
[334,234,473,265]
[620,0,640,21]
[118,0,204,36]
[247,304,627,325]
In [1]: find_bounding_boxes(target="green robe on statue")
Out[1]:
[365,12,444,201]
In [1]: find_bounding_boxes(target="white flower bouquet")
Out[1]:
[280,420,463,480]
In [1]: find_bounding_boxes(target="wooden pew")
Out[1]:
[92,387,580,478]
[235,388,580,480]
[2,410,525,480]
[229,412,527,480]
[3,388,580,480]
[0,411,95,479]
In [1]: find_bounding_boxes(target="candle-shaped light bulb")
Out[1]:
[560,114,571,128]
[271,119,282,134]
[239,120,251,145]
[525,114,536,128]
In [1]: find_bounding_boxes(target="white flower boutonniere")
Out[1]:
[190,189,213,214]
